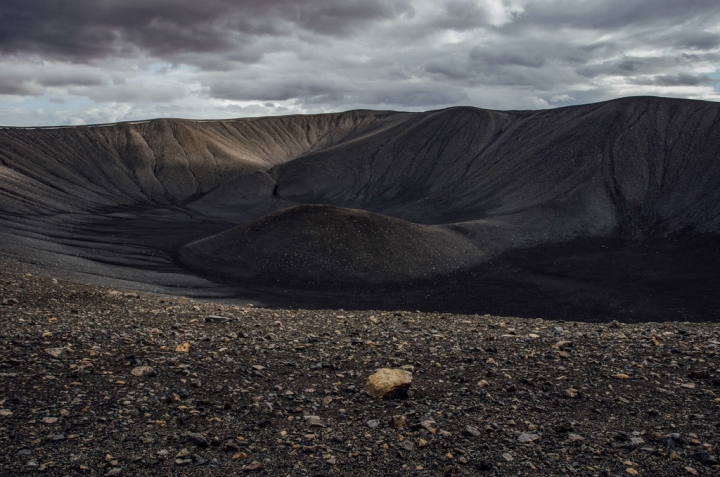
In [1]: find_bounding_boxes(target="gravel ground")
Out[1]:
[1,270,719,476]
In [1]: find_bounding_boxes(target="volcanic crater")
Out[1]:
[2,96,720,320]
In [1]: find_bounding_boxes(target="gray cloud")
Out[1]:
[36,71,107,88]
[207,76,348,103]
[0,77,41,96]
[0,0,719,126]
[636,73,714,87]
[675,32,720,51]
[515,0,720,30]
[469,46,546,68]
[431,0,491,30]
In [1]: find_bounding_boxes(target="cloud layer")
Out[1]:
[0,0,719,125]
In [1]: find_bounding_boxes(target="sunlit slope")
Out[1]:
[0,110,409,214]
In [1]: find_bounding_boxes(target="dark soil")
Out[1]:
[1,267,719,476]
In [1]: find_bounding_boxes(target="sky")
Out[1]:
[0,0,719,126]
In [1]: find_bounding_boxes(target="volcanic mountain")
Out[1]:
[1,96,720,320]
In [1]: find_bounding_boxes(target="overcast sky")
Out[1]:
[0,0,719,126]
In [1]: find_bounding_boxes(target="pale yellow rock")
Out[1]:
[365,368,412,398]
[175,342,190,353]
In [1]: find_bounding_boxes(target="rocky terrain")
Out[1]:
[1,267,719,476]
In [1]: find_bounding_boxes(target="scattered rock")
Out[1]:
[204,315,233,323]
[689,452,719,466]
[304,415,327,428]
[402,441,416,451]
[366,419,380,428]
[554,340,573,349]
[389,415,407,428]
[242,461,263,472]
[420,418,438,434]
[130,366,156,377]
[175,342,190,353]
[176,448,191,458]
[0,268,717,477]
[463,425,481,437]
[365,368,412,398]
[661,433,684,448]
[565,388,578,398]
[625,437,645,449]
[555,421,575,432]
[517,432,540,443]
[187,432,210,448]
[44,348,65,358]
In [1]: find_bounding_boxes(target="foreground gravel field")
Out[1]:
[1,269,719,476]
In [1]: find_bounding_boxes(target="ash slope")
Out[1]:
[0,110,408,214]
[178,205,482,285]
[2,96,720,320]
[271,96,720,239]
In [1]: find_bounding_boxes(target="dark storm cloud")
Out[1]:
[0,0,413,62]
